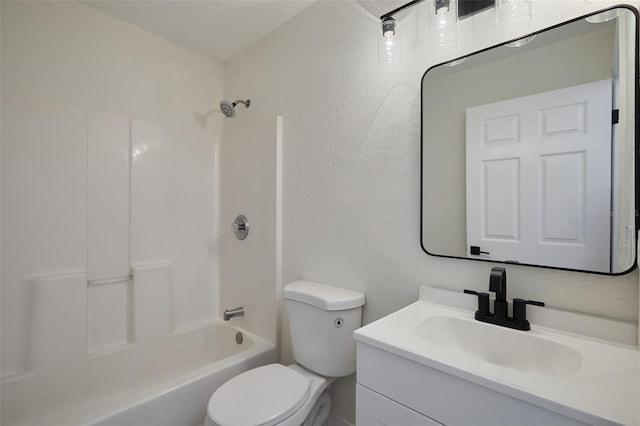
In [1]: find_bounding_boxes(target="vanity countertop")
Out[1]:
[354,299,640,426]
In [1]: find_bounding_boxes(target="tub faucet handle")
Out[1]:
[223,307,245,321]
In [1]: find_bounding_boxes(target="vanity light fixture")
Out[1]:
[378,0,532,62]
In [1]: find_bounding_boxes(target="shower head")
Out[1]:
[220,99,251,118]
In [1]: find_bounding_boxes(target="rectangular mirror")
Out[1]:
[421,6,638,274]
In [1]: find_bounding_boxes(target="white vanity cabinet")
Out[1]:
[356,384,443,426]
[355,342,588,426]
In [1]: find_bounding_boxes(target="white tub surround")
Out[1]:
[2,0,226,409]
[354,286,640,426]
[0,89,225,425]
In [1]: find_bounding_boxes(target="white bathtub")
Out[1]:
[1,322,276,426]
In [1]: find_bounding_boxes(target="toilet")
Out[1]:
[205,280,365,426]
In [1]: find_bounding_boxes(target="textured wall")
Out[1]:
[224,0,639,423]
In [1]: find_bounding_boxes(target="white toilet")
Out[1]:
[205,280,365,426]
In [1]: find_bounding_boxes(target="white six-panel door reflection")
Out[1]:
[466,79,612,273]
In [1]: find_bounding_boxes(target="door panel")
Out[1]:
[466,79,612,272]
[483,158,520,241]
[540,152,585,242]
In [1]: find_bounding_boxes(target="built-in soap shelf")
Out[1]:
[87,275,133,286]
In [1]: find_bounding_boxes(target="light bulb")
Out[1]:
[381,18,396,37]
[435,0,451,15]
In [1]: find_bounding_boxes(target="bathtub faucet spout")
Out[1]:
[223,307,245,321]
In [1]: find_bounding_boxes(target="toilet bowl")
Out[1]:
[205,364,333,426]
[205,281,365,426]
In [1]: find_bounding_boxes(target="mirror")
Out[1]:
[421,7,638,274]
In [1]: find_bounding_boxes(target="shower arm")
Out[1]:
[232,99,251,108]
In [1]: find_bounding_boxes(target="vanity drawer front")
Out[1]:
[356,384,443,426]
[357,343,588,426]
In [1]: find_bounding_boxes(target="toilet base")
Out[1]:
[301,389,331,426]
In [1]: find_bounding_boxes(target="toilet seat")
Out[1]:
[207,364,311,426]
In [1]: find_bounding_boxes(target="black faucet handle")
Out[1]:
[518,299,545,307]
[512,298,545,324]
[463,289,490,316]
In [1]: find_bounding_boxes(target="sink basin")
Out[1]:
[416,316,582,377]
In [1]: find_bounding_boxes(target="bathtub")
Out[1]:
[1,322,276,426]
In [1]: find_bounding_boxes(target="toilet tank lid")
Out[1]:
[284,280,365,311]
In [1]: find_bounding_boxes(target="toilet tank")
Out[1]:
[284,281,365,377]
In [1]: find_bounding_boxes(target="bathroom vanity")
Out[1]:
[357,4,640,424]
[354,286,640,426]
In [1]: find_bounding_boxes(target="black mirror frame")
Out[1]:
[419,5,640,276]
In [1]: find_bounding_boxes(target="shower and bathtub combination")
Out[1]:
[0,89,276,425]
[0,0,348,424]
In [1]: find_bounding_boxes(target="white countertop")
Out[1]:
[354,299,640,426]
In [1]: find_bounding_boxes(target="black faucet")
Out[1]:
[464,267,544,331]
[489,267,508,319]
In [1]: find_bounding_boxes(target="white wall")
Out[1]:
[223,0,640,423]
[1,1,223,133]
[1,0,223,397]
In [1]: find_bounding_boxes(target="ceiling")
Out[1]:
[83,0,316,62]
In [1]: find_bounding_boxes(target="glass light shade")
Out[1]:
[505,34,536,47]
[586,9,620,23]
[378,20,402,65]
[444,58,466,67]
[495,0,532,29]
[428,0,457,50]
